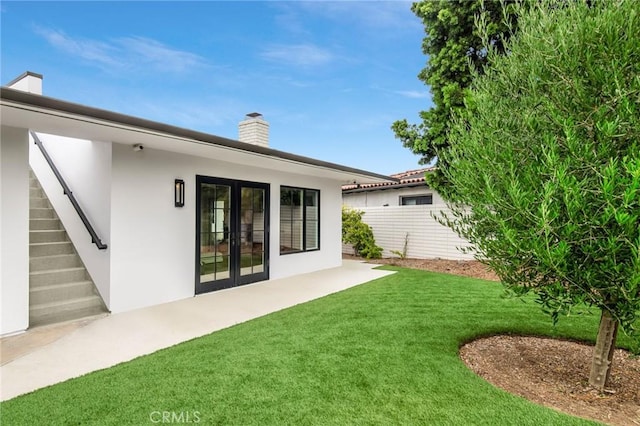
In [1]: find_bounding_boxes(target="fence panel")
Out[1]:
[342,205,474,260]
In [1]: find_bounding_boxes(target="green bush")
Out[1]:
[342,207,382,259]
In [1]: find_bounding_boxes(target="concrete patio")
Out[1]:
[0,260,393,401]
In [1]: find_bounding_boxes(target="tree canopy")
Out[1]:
[392,0,518,192]
[439,0,640,390]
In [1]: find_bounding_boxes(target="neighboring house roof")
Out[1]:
[342,167,436,193]
[0,86,396,185]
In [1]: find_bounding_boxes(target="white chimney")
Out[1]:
[6,71,43,95]
[238,112,269,148]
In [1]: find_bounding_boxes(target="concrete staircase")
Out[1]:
[29,171,108,327]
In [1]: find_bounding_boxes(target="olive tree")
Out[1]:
[439,0,639,391]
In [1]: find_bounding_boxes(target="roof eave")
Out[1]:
[0,87,396,184]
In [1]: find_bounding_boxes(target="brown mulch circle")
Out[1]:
[343,255,640,425]
[461,336,640,426]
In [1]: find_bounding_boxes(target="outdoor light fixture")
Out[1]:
[174,179,185,207]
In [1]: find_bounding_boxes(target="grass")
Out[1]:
[2,267,634,425]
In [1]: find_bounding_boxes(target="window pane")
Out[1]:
[305,220,318,250]
[280,186,320,254]
[292,189,303,219]
[241,188,252,211]
[253,189,264,212]
[280,224,292,253]
[401,195,432,206]
[417,195,433,205]
[253,232,264,255]
[306,190,318,220]
[291,220,303,250]
[305,190,318,206]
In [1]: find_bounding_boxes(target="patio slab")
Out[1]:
[0,260,393,401]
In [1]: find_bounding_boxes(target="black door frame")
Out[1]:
[195,175,270,294]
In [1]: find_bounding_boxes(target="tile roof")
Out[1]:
[342,166,436,191]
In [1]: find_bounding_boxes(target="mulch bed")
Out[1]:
[461,336,640,426]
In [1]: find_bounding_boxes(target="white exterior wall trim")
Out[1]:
[0,126,30,336]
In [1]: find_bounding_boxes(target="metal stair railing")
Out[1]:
[31,131,107,250]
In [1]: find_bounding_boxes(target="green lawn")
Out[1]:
[2,267,633,425]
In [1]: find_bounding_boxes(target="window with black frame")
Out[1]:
[280,186,319,254]
[400,194,433,205]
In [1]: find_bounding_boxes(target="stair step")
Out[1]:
[30,254,82,271]
[30,281,96,305]
[30,242,74,257]
[30,198,50,208]
[30,267,88,287]
[30,218,61,230]
[30,230,68,244]
[30,187,43,198]
[28,169,108,327]
[29,295,106,327]
[30,208,56,219]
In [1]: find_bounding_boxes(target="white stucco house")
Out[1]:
[342,168,474,260]
[0,71,394,337]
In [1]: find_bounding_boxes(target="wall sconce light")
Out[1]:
[174,179,185,207]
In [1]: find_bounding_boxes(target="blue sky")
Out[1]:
[1,1,431,175]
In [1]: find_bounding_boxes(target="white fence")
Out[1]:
[342,205,474,260]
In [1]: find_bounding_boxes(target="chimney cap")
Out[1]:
[246,112,263,118]
[5,71,43,87]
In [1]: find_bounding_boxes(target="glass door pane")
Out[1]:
[240,187,266,277]
[199,183,231,284]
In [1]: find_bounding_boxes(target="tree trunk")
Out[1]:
[588,310,618,391]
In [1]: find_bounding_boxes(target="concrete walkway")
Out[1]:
[0,260,393,401]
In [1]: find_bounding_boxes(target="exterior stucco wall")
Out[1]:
[1,126,29,335]
[109,143,342,314]
[29,133,112,307]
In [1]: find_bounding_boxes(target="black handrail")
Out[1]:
[30,131,108,250]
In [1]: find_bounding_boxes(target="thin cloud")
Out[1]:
[373,84,430,99]
[261,43,334,68]
[118,37,206,73]
[34,26,207,74]
[393,89,429,99]
[35,27,120,68]
[272,3,310,38]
